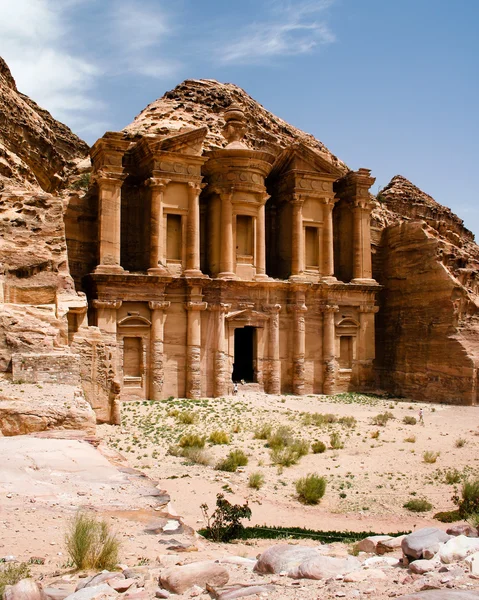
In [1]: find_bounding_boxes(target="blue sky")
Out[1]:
[1,0,478,236]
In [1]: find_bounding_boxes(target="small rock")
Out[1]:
[447,524,478,538]
[155,590,170,599]
[3,579,46,600]
[107,577,135,592]
[357,535,392,554]
[159,561,229,594]
[409,559,439,575]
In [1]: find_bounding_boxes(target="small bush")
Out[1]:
[404,435,416,443]
[312,441,327,454]
[268,426,294,450]
[176,410,198,424]
[455,438,467,448]
[201,493,251,542]
[404,498,433,512]
[445,468,462,485]
[271,446,301,467]
[434,510,461,523]
[423,451,440,464]
[254,424,272,440]
[457,479,479,518]
[208,430,230,445]
[182,447,211,465]
[403,416,417,425]
[303,412,337,426]
[179,433,205,448]
[371,411,394,426]
[66,512,120,570]
[248,472,265,490]
[370,430,380,439]
[216,449,248,472]
[0,563,30,597]
[71,172,91,191]
[296,474,327,504]
[339,416,357,428]
[330,432,343,450]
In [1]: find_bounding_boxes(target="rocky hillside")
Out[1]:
[0,57,88,192]
[124,78,348,172]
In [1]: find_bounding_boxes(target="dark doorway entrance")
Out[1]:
[232,326,255,382]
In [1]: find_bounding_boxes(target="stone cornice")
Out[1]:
[92,299,122,310]
[149,300,171,311]
[185,301,208,312]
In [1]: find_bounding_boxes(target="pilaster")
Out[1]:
[265,304,282,394]
[185,297,207,399]
[290,195,305,279]
[321,197,337,281]
[147,178,170,275]
[357,305,379,387]
[184,182,204,277]
[218,192,237,279]
[288,298,307,395]
[209,303,231,397]
[322,304,339,395]
[148,300,170,400]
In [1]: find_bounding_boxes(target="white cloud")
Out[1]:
[0,0,101,124]
[220,0,336,64]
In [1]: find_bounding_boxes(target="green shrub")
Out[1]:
[434,510,461,523]
[403,416,417,425]
[403,498,433,512]
[312,441,327,454]
[303,413,337,426]
[176,410,198,424]
[404,435,416,443]
[208,430,230,445]
[457,479,479,518]
[0,563,30,597]
[423,451,440,464]
[455,438,467,448]
[182,447,211,465]
[216,449,248,472]
[371,411,394,426]
[296,474,327,504]
[201,493,251,542]
[248,472,265,490]
[338,416,357,428]
[253,423,272,440]
[267,426,294,450]
[65,512,120,570]
[330,432,343,450]
[179,433,205,448]
[71,172,91,191]
[445,468,462,485]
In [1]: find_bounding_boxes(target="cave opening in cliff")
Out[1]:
[232,326,256,383]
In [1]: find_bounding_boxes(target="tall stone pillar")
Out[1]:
[321,198,336,281]
[265,304,281,394]
[289,299,307,395]
[291,195,304,278]
[322,304,339,395]
[148,178,170,275]
[357,305,378,387]
[218,192,236,279]
[211,303,230,397]
[93,299,122,338]
[185,299,207,398]
[148,300,170,400]
[255,196,269,281]
[185,182,203,277]
[95,175,126,273]
[352,201,373,281]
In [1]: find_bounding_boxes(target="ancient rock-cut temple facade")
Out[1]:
[86,105,379,400]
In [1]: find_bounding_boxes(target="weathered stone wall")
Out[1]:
[12,352,81,385]
[375,221,478,404]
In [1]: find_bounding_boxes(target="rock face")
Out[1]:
[374,176,479,404]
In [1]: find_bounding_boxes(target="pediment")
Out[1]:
[226,309,269,323]
[272,143,343,178]
[337,317,360,328]
[135,127,208,159]
[118,315,152,327]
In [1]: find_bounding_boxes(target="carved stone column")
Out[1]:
[149,300,170,400]
[255,195,269,281]
[209,303,230,397]
[95,174,126,274]
[185,300,207,398]
[265,304,281,394]
[352,200,373,281]
[185,182,203,277]
[290,195,304,278]
[321,198,336,281]
[147,178,170,275]
[357,305,379,386]
[218,192,236,279]
[322,304,339,395]
[289,301,307,395]
[92,299,122,336]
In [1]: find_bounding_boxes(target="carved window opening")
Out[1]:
[236,215,254,261]
[304,226,319,269]
[123,336,143,384]
[339,335,353,369]
[166,214,182,261]
[232,326,256,383]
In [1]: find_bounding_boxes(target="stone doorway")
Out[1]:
[232,326,256,382]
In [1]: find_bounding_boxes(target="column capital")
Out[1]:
[359,305,379,314]
[321,304,339,314]
[92,299,122,310]
[93,171,127,187]
[185,301,208,312]
[146,177,170,189]
[187,181,206,195]
[290,193,304,207]
[149,300,170,311]
[353,198,374,210]
[209,303,231,313]
[320,196,337,207]
[263,303,282,314]
[288,303,307,314]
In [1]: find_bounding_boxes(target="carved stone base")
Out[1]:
[217,272,240,280]
[351,278,378,285]
[183,269,206,278]
[148,266,169,276]
[94,264,125,274]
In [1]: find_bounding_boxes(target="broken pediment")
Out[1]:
[118,315,152,328]
[226,308,270,325]
[271,143,343,179]
[133,126,208,161]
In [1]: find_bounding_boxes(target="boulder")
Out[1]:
[253,545,320,574]
[62,584,118,599]
[409,558,439,574]
[447,524,478,538]
[465,552,479,576]
[3,579,47,600]
[107,578,135,592]
[357,535,392,554]
[402,528,452,560]
[44,587,75,600]
[343,568,388,583]
[377,535,407,554]
[206,583,276,600]
[287,555,361,580]
[75,572,123,591]
[439,535,479,563]
[159,561,229,594]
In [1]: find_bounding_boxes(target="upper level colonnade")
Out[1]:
[90,105,377,285]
